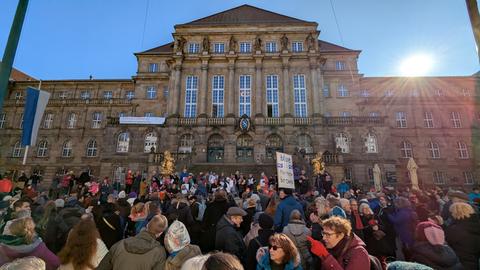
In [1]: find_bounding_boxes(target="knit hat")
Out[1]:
[330,206,347,219]
[258,213,274,230]
[118,191,126,199]
[415,221,445,245]
[128,192,137,199]
[447,190,469,202]
[54,199,65,208]
[164,220,190,253]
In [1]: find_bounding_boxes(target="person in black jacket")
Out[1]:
[95,202,122,249]
[201,189,229,252]
[245,213,274,270]
[215,207,247,265]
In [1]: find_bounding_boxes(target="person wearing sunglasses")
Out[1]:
[307,216,371,270]
[256,233,302,270]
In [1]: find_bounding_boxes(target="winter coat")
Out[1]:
[256,246,302,270]
[165,244,202,270]
[360,215,392,257]
[410,241,463,270]
[445,214,480,270]
[0,235,60,270]
[283,220,313,270]
[374,206,396,257]
[388,207,417,247]
[44,206,84,253]
[242,207,257,236]
[96,209,123,249]
[274,196,304,232]
[96,230,167,270]
[165,201,194,228]
[201,198,229,251]
[246,228,274,270]
[215,215,246,263]
[320,234,370,270]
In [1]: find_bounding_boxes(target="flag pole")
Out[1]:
[22,80,41,166]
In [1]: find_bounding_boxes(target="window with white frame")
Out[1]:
[365,133,378,153]
[86,139,97,157]
[344,167,353,181]
[12,141,24,158]
[464,171,474,185]
[239,42,251,53]
[15,92,23,100]
[457,141,469,159]
[92,112,102,129]
[451,112,462,128]
[298,134,313,154]
[369,112,380,117]
[385,89,394,97]
[360,89,370,97]
[118,112,127,117]
[37,140,48,157]
[335,61,346,70]
[19,113,23,129]
[43,113,54,129]
[323,85,330,97]
[265,42,277,53]
[401,141,413,158]
[178,134,194,153]
[411,89,419,97]
[337,84,349,97]
[212,75,225,118]
[114,167,126,184]
[433,171,446,185]
[335,133,350,153]
[163,86,169,98]
[435,89,443,96]
[144,132,158,153]
[428,141,441,159]
[396,112,407,128]
[67,113,77,129]
[423,112,434,128]
[266,75,279,117]
[116,132,130,153]
[80,91,91,100]
[293,74,307,117]
[125,91,135,100]
[62,140,73,157]
[0,113,6,129]
[461,89,470,97]
[146,86,157,99]
[291,42,303,52]
[58,91,68,99]
[339,111,351,117]
[213,43,225,53]
[188,43,200,54]
[239,75,251,117]
[148,63,158,72]
[185,76,198,118]
[144,112,154,117]
[103,91,113,99]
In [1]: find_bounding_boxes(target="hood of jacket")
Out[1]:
[123,230,161,254]
[256,246,301,269]
[284,220,307,236]
[412,241,461,269]
[166,244,201,268]
[0,235,43,255]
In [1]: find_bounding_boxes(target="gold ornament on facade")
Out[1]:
[160,151,175,176]
[311,152,325,175]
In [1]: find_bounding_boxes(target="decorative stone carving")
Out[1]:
[281,34,289,51]
[202,36,210,53]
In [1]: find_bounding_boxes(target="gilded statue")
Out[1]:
[311,152,325,175]
[160,150,175,176]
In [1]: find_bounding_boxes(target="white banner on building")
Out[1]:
[119,117,165,125]
[276,152,295,189]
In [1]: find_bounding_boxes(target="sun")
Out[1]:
[399,54,434,77]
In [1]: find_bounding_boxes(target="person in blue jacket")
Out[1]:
[274,188,304,232]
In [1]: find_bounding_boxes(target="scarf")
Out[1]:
[328,234,351,259]
[352,210,364,230]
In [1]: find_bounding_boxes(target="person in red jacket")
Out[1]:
[307,216,371,270]
[125,170,133,193]
[0,176,13,193]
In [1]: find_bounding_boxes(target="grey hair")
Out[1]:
[0,256,45,270]
[181,254,211,270]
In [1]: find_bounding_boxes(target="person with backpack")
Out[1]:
[307,216,378,270]
[188,195,205,246]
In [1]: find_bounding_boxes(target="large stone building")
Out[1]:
[0,5,478,188]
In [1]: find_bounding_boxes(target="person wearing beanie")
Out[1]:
[274,188,304,232]
[282,209,313,270]
[241,198,258,236]
[245,213,274,270]
[117,190,126,199]
[164,220,201,270]
[215,207,247,264]
[411,221,462,269]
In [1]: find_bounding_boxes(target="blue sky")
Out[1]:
[0,0,477,80]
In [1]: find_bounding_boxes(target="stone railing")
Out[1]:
[265,117,283,125]
[4,98,132,107]
[323,152,339,164]
[293,117,313,125]
[107,117,120,125]
[324,116,385,126]
[178,118,197,126]
[207,118,225,126]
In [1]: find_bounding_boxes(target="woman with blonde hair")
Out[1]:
[0,217,60,270]
[58,218,108,269]
[256,233,302,270]
[445,202,480,270]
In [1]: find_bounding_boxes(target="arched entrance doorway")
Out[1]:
[207,134,224,163]
[236,134,254,162]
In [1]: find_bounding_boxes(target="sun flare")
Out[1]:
[399,54,434,77]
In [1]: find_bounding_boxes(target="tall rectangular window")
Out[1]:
[43,113,54,129]
[58,91,68,99]
[385,89,394,97]
[337,84,349,97]
[396,112,407,128]
[212,75,225,118]
[451,111,462,128]
[92,112,102,129]
[19,113,23,129]
[185,76,198,118]
[15,92,23,100]
[0,113,5,129]
[265,42,277,53]
[464,171,474,185]
[423,112,434,128]
[433,171,446,185]
[293,74,307,117]
[146,86,157,99]
[188,43,199,54]
[266,75,279,117]
[239,42,251,53]
[163,86,169,98]
[335,61,346,70]
[291,42,303,52]
[461,89,470,97]
[148,63,158,72]
[239,75,251,117]
[103,91,113,100]
[80,91,91,100]
[213,43,225,53]
[323,85,330,97]
[125,91,135,100]
[360,89,370,97]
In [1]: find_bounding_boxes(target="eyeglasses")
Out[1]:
[322,231,339,238]
[269,245,281,251]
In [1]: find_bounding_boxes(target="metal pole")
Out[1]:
[0,0,30,112]
[466,0,480,62]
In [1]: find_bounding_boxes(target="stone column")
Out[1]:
[282,63,291,116]
[173,65,182,116]
[310,61,320,116]
[317,58,326,115]
[227,59,235,116]
[198,61,209,117]
[254,57,263,117]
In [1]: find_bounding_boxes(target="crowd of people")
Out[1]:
[0,168,479,270]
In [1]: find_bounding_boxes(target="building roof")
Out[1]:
[137,42,174,54]
[9,67,36,81]
[176,4,316,27]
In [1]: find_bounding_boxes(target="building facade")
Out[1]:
[0,5,478,188]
